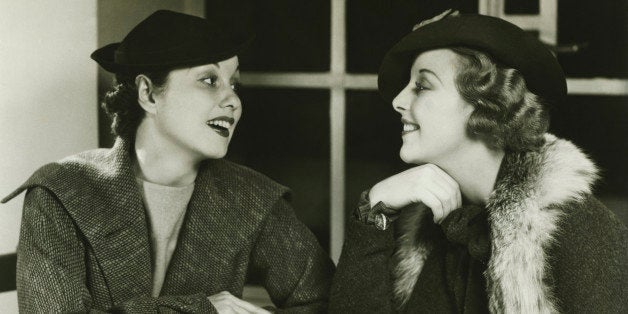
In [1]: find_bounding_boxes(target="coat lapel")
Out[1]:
[391,134,598,313]
[69,138,154,302]
[485,134,597,313]
[160,160,246,296]
[4,138,155,302]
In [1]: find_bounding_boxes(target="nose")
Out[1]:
[392,84,411,113]
[219,88,242,111]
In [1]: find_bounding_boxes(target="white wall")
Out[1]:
[0,1,99,311]
[0,1,205,311]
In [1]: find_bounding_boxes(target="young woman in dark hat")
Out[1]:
[2,10,333,313]
[330,10,627,313]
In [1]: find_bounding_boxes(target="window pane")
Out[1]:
[346,0,478,73]
[550,96,628,226]
[346,91,407,213]
[227,88,330,250]
[207,0,330,72]
[504,0,539,15]
[549,96,628,196]
[557,1,628,77]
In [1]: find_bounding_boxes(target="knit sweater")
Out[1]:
[138,178,193,297]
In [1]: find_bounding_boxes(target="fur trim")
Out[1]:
[486,134,598,313]
[392,134,598,313]
[392,203,432,307]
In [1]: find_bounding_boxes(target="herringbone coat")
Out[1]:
[2,138,334,313]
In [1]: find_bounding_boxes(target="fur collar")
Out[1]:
[392,134,598,313]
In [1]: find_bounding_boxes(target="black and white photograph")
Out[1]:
[0,0,626,312]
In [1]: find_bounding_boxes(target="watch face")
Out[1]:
[375,213,388,230]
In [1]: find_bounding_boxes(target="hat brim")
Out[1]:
[91,35,255,73]
[378,15,566,106]
[91,43,121,73]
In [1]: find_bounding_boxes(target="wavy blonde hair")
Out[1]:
[451,47,549,152]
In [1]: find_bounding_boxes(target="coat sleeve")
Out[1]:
[17,187,216,313]
[329,201,397,313]
[249,195,335,313]
[548,196,628,313]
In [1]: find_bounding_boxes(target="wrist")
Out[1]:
[368,184,383,208]
[355,190,398,230]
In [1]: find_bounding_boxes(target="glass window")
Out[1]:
[557,1,628,78]
[209,0,331,72]
[549,96,628,197]
[227,88,331,250]
[345,90,407,213]
[504,0,539,14]
[346,0,478,73]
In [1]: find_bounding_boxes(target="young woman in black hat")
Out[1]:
[330,10,627,313]
[2,10,333,313]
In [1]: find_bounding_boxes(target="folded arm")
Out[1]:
[250,195,335,313]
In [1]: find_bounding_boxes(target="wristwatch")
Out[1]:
[374,212,388,231]
[356,190,396,231]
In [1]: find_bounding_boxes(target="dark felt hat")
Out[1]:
[91,10,253,73]
[378,14,567,105]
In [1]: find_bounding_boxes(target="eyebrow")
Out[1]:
[418,69,442,84]
[194,63,240,79]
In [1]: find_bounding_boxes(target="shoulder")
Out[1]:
[548,195,628,311]
[553,195,627,255]
[535,134,599,207]
[205,158,291,198]
[2,147,115,203]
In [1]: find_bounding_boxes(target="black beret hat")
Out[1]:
[91,10,253,73]
[378,14,567,106]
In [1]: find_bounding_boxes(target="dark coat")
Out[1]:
[2,138,334,313]
[330,134,628,313]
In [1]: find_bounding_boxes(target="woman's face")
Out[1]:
[392,49,475,165]
[152,56,242,160]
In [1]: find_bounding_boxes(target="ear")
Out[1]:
[136,75,158,114]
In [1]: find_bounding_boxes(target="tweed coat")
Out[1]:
[330,134,628,313]
[2,138,334,313]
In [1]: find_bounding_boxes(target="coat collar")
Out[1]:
[3,138,154,300]
[2,137,244,301]
[393,134,598,313]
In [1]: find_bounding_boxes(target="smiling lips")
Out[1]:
[401,119,420,135]
[206,116,235,137]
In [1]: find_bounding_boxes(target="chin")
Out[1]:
[399,148,417,164]
[206,150,227,159]
[400,147,433,165]
[197,146,228,160]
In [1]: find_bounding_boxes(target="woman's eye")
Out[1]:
[202,76,219,87]
[414,81,428,93]
[230,82,242,92]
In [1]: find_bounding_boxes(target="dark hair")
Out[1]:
[101,71,170,140]
[451,47,550,152]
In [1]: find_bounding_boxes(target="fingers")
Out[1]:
[415,188,445,223]
[209,291,271,314]
[413,165,462,223]
[427,164,462,209]
[369,164,462,215]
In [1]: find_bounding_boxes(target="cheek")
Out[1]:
[234,107,243,123]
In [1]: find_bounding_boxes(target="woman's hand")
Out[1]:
[369,164,462,223]
[208,291,271,314]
